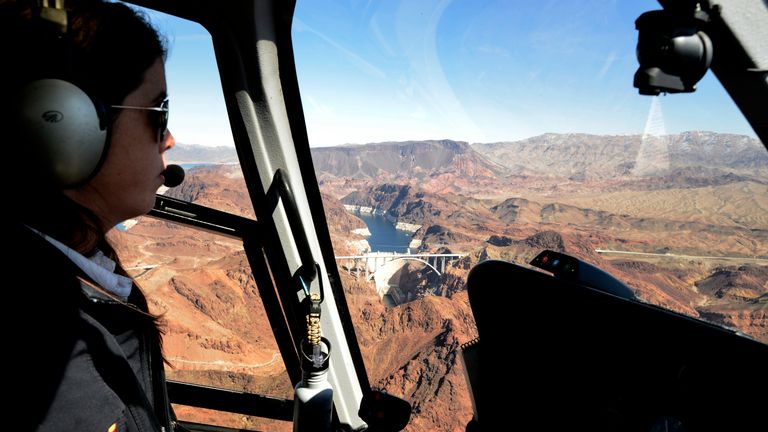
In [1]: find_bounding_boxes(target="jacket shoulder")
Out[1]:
[5,224,87,424]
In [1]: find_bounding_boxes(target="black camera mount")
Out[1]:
[634,2,713,95]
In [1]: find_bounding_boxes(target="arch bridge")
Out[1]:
[335,252,465,280]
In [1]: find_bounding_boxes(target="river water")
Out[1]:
[355,213,413,253]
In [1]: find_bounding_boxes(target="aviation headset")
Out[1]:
[12,0,109,188]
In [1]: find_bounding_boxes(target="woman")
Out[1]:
[1,0,177,430]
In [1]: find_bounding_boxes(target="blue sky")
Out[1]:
[146,0,756,147]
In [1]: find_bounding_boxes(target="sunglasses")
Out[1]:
[111,98,169,142]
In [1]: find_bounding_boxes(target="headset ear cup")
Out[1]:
[14,79,107,187]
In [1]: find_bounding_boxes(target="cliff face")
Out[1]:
[312,139,507,181]
[320,192,370,256]
[343,184,443,224]
[372,295,476,432]
[312,140,509,195]
[339,272,478,432]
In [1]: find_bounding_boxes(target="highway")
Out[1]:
[595,249,768,263]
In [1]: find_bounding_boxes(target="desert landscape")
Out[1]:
[109,131,767,431]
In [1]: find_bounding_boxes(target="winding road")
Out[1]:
[168,352,281,369]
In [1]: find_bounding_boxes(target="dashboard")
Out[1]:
[467,258,767,431]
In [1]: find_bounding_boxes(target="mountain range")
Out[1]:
[474,131,767,179]
[110,132,766,431]
[312,132,767,181]
[167,143,238,164]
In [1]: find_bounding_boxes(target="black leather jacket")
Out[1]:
[7,223,172,431]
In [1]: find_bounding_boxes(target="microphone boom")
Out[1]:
[162,164,185,187]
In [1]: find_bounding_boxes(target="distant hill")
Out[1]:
[169,133,766,182]
[166,143,238,164]
[472,131,767,180]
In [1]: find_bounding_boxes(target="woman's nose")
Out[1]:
[161,130,175,153]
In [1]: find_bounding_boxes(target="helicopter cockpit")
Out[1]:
[8,0,768,431]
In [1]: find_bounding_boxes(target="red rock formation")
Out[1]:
[337,271,478,431]
[105,135,768,430]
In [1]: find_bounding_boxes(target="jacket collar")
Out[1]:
[27,226,133,299]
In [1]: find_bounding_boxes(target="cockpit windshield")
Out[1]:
[97,1,766,430]
[292,0,767,429]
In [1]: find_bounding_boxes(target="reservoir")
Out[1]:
[356,213,413,253]
[180,162,212,170]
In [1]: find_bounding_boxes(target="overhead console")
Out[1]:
[466,253,767,431]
